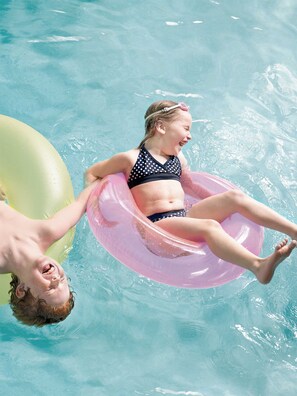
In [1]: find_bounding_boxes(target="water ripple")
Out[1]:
[28,35,88,43]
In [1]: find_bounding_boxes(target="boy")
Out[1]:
[0,182,97,327]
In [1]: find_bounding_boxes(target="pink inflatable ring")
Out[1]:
[87,172,264,288]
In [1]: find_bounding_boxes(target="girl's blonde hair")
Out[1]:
[138,100,180,149]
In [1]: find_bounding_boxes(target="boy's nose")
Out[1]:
[51,274,60,286]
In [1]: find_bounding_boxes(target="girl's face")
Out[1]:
[161,110,192,156]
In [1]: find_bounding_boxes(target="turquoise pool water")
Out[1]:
[1,0,297,395]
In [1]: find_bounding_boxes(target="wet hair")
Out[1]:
[138,100,180,149]
[9,274,75,327]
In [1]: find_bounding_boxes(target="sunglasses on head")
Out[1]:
[145,102,189,122]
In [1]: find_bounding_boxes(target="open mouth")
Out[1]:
[42,263,55,275]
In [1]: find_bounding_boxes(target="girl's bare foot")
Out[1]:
[255,239,297,284]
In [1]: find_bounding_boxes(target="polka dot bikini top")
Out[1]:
[127,145,182,189]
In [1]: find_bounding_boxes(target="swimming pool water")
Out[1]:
[1,1,297,395]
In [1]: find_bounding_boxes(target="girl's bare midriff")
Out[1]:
[131,179,185,216]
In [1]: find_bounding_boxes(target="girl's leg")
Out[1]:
[188,189,297,239]
[156,216,296,284]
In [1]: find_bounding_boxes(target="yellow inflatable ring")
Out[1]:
[0,115,75,305]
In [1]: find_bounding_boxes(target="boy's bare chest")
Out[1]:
[0,204,39,272]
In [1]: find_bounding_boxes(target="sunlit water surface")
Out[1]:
[1,1,297,395]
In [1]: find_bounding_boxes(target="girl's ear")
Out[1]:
[155,120,166,135]
[15,282,28,298]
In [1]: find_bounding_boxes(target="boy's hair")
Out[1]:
[9,274,75,327]
[138,100,179,148]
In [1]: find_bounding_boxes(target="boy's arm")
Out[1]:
[45,182,98,243]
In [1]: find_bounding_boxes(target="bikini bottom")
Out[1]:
[147,209,186,223]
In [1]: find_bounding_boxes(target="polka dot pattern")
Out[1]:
[147,209,186,223]
[128,145,182,188]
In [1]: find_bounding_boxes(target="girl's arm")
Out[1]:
[84,152,132,186]
[179,152,212,199]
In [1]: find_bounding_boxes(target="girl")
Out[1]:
[85,100,297,284]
